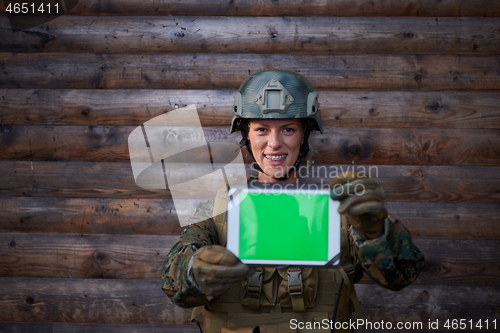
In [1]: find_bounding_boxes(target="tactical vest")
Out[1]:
[192,187,362,333]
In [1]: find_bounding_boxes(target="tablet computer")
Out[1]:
[226,183,341,267]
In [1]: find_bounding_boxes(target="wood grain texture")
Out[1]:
[1,197,498,240]
[1,233,499,285]
[355,284,500,329]
[0,161,498,202]
[0,233,177,279]
[63,0,500,17]
[318,91,500,129]
[309,127,500,166]
[2,89,500,129]
[415,240,500,286]
[2,125,499,167]
[0,277,191,325]
[3,16,500,54]
[1,53,499,90]
[0,197,185,235]
[0,278,498,329]
[386,202,500,240]
[0,89,235,126]
[0,323,199,333]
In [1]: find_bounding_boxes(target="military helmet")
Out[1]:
[231,69,323,133]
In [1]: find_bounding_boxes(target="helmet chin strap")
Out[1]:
[238,122,312,181]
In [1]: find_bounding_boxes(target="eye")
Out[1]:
[255,127,267,132]
[283,127,295,133]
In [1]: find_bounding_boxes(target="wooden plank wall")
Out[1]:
[1,0,499,332]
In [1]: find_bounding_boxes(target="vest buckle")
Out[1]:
[287,269,303,295]
[247,268,263,295]
[342,263,355,278]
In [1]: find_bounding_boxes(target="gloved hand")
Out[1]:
[329,171,387,236]
[190,245,252,296]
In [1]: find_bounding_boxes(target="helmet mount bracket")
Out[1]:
[307,92,319,116]
[254,78,294,114]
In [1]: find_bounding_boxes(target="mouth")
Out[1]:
[264,154,287,161]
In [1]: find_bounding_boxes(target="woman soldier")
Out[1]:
[162,69,424,333]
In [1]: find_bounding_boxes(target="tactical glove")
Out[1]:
[329,171,387,236]
[190,245,251,297]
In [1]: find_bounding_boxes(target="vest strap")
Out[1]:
[287,268,306,312]
[269,303,282,314]
[190,305,204,333]
[342,263,355,278]
[247,268,263,311]
[340,265,364,333]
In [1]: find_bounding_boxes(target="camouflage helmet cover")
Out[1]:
[231,69,323,133]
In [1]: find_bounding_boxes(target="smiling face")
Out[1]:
[247,118,305,183]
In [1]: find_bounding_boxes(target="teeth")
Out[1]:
[265,154,287,161]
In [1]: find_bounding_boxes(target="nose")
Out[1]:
[267,129,282,149]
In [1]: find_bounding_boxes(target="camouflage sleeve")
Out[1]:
[349,214,425,291]
[161,199,218,308]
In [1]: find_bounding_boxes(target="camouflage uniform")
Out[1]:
[162,199,218,307]
[162,196,425,331]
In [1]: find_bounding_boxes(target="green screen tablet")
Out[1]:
[226,183,341,267]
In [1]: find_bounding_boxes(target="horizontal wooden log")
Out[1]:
[1,53,499,90]
[386,202,500,240]
[0,278,498,329]
[0,277,191,324]
[0,161,499,203]
[355,284,500,330]
[317,91,500,129]
[2,89,500,129]
[0,323,199,333]
[64,0,500,17]
[0,197,185,235]
[3,16,500,54]
[1,197,498,240]
[1,233,499,285]
[2,125,500,167]
[0,89,235,126]
[0,233,177,279]
[413,240,500,286]
[309,127,500,166]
